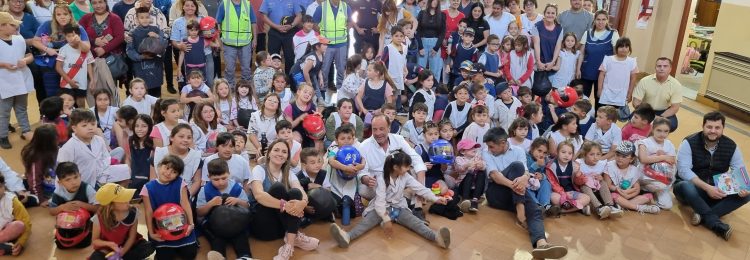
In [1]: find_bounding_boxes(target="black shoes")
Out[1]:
[0,138,11,149]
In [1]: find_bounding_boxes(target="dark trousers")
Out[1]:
[256,32,267,53]
[202,222,252,258]
[353,30,379,54]
[673,179,750,229]
[654,109,679,132]
[485,161,546,247]
[249,182,303,241]
[154,243,198,260]
[29,63,46,104]
[581,78,599,100]
[89,239,154,260]
[147,86,162,98]
[455,170,487,201]
[267,29,295,73]
[163,44,174,89]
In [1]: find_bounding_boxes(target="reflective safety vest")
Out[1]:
[320,1,348,45]
[220,0,253,46]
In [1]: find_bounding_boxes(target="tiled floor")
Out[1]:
[2,89,750,260]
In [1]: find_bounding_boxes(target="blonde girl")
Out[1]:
[546,141,591,214]
[355,62,396,118]
[212,79,238,130]
[283,83,320,149]
[575,141,621,219]
[549,32,579,91]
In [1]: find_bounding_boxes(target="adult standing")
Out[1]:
[27,0,54,24]
[576,10,617,98]
[68,0,92,22]
[313,0,351,93]
[32,5,90,98]
[465,2,489,51]
[520,0,541,35]
[0,12,34,149]
[170,0,214,86]
[78,0,124,59]
[674,112,749,241]
[484,0,513,39]
[457,0,472,17]
[168,0,206,24]
[557,0,592,40]
[441,0,463,83]
[349,0,381,53]
[531,4,562,73]
[632,57,682,132]
[375,0,416,58]
[7,0,42,104]
[260,0,301,74]
[247,139,320,258]
[482,127,568,259]
[416,0,445,82]
[217,0,257,87]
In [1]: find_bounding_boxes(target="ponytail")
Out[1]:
[383,149,412,188]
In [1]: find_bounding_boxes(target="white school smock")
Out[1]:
[0,35,33,99]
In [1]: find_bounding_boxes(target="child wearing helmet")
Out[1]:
[49,162,98,249]
[90,183,154,260]
[0,174,31,256]
[327,125,367,224]
[142,155,198,259]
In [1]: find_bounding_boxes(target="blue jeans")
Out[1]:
[222,43,252,87]
[673,180,750,228]
[654,109,678,133]
[321,45,348,102]
[485,162,546,247]
[528,179,552,207]
[417,37,444,82]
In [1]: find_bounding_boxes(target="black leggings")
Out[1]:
[202,224,252,258]
[89,239,154,260]
[154,243,198,260]
[249,183,303,241]
[455,170,487,201]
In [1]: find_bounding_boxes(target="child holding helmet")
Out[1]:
[90,183,154,260]
[327,125,367,225]
[414,122,454,221]
[49,162,99,249]
[141,155,197,259]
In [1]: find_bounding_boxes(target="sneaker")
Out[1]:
[690,211,702,226]
[597,205,611,219]
[636,205,660,215]
[329,223,351,248]
[469,200,479,212]
[0,138,10,149]
[284,232,319,251]
[581,205,591,216]
[0,243,12,256]
[273,244,294,260]
[545,205,561,218]
[531,244,568,259]
[435,227,451,249]
[207,250,225,260]
[166,85,177,94]
[458,200,471,213]
[609,205,624,217]
[711,222,732,241]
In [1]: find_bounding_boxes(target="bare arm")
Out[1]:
[659,103,680,118]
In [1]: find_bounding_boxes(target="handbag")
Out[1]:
[105,54,127,79]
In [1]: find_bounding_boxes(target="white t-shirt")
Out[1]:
[201,154,251,184]
[290,140,302,174]
[585,122,622,153]
[598,55,638,106]
[484,12,515,39]
[577,158,607,177]
[550,131,583,155]
[250,164,299,184]
[604,160,642,188]
[509,138,531,152]
[122,95,158,115]
[57,44,95,89]
[636,137,676,157]
[293,29,319,62]
[91,106,119,146]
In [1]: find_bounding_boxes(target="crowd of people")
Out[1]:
[0,0,747,259]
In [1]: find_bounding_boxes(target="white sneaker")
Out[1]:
[458,200,471,213]
[582,205,591,216]
[597,206,611,219]
[273,244,294,260]
[690,211,701,225]
[284,232,319,251]
[435,227,451,249]
[330,223,351,248]
[636,204,661,215]
[610,205,625,217]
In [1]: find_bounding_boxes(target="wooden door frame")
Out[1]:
[671,0,694,76]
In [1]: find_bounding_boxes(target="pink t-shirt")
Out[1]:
[621,123,651,143]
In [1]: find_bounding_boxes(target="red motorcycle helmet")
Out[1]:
[199,16,218,41]
[551,86,579,108]
[153,203,190,241]
[55,208,92,248]
[303,113,326,140]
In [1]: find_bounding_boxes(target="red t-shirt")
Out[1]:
[621,123,651,143]
[442,10,465,58]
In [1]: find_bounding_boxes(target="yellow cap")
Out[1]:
[95,183,136,205]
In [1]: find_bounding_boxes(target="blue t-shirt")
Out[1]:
[35,21,90,49]
[452,44,477,73]
[112,1,135,22]
[19,13,40,39]
[259,0,302,25]
[312,2,352,48]
[216,1,257,24]
[348,0,381,28]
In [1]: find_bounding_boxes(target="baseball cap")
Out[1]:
[472,63,486,74]
[615,141,636,156]
[460,60,474,71]
[463,27,475,36]
[95,183,136,205]
[0,12,21,27]
[457,139,481,151]
[495,82,509,96]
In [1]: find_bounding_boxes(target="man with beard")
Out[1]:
[674,112,749,241]
[357,115,429,219]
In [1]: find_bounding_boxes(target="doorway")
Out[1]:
[674,0,721,97]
